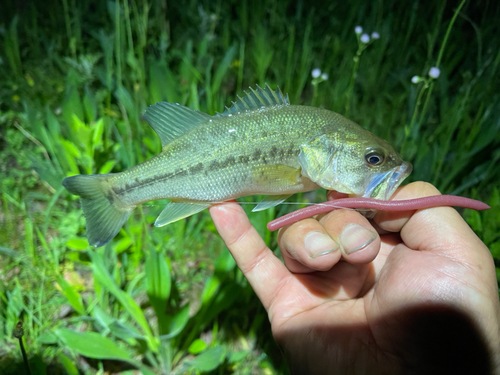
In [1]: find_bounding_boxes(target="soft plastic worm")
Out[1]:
[267,195,491,231]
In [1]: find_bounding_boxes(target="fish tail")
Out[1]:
[62,174,134,247]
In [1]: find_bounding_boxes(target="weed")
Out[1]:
[0,0,499,373]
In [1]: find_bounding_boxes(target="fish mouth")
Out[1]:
[362,161,413,201]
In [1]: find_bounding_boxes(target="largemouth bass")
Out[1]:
[63,85,412,247]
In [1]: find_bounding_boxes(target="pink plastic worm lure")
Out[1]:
[267,195,491,231]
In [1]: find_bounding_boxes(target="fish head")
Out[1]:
[299,133,412,200]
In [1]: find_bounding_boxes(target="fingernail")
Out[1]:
[340,224,376,254]
[304,232,339,258]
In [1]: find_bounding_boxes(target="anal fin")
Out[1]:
[252,194,291,212]
[154,202,210,227]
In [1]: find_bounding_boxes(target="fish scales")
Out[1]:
[62,85,412,247]
[111,105,337,204]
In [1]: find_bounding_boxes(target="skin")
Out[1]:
[209,182,500,374]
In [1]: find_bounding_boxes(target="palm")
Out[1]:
[209,184,499,374]
[269,235,493,373]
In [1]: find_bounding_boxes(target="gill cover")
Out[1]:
[298,135,356,194]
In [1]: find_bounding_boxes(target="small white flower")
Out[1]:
[55,107,62,115]
[360,34,370,43]
[311,68,321,78]
[321,73,329,80]
[355,26,363,34]
[429,67,441,79]
[371,32,380,39]
[411,75,421,84]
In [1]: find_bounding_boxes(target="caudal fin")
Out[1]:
[62,174,133,247]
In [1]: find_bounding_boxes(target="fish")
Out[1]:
[62,84,412,247]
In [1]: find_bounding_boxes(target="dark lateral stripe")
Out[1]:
[113,146,298,195]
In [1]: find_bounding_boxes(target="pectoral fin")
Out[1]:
[155,202,210,227]
[252,164,301,188]
[252,194,291,212]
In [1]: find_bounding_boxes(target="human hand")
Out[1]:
[209,182,500,374]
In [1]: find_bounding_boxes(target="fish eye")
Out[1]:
[365,149,385,166]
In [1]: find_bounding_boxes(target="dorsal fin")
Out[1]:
[143,102,211,147]
[218,84,289,116]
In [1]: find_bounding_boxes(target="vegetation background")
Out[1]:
[0,0,499,373]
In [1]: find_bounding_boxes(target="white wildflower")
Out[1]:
[311,68,321,78]
[429,67,441,79]
[360,34,370,43]
[411,76,422,84]
[355,26,363,34]
[371,32,380,39]
[321,73,329,80]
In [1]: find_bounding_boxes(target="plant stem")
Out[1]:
[61,0,75,59]
[13,322,31,375]
[345,41,366,117]
[407,80,430,139]
[418,0,467,126]
[115,0,122,88]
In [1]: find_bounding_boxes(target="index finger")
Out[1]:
[209,201,290,311]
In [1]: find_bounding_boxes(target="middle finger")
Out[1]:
[278,209,380,273]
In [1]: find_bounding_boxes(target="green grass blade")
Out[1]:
[56,275,85,315]
[88,250,157,351]
[145,247,171,334]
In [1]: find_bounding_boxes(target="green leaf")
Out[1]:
[91,118,105,150]
[56,275,86,315]
[88,250,157,351]
[188,339,207,354]
[55,328,132,360]
[214,250,236,273]
[57,353,79,375]
[115,85,138,123]
[114,236,131,254]
[0,246,18,258]
[201,275,220,304]
[212,45,236,94]
[98,160,117,174]
[109,320,144,341]
[66,238,89,250]
[37,332,58,345]
[62,86,84,127]
[7,283,25,317]
[61,139,82,159]
[159,304,190,340]
[92,305,114,329]
[490,242,500,259]
[190,346,226,372]
[466,210,482,233]
[146,248,171,334]
[83,87,97,122]
[55,328,157,375]
[228,350,250,364]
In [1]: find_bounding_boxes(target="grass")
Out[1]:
[1,0,499,373]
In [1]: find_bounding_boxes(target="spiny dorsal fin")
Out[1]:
[143,102,211,147]
[218,84,289,116]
